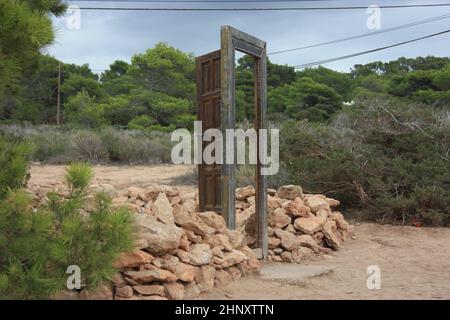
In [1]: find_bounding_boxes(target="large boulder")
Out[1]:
[135,215,183,255]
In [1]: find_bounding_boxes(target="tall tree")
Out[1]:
[0,0,66,119]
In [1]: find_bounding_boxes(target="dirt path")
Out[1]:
[28,165,450,300]
[28,163,196,194]
[199,223,450,300]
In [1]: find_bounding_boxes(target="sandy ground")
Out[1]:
[28,164,450,300]
[200,223,450,300]
[28,163,196,194]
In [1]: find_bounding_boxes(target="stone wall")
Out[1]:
[47,183,353,300]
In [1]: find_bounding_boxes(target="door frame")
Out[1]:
[220,26,268,258]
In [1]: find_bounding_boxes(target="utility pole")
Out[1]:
[57,62,61,125]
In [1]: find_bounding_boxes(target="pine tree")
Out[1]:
[0,138,134,299]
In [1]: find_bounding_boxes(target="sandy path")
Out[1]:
[28,165,450,300]
[199,223,450,300]
[28,164,196,193]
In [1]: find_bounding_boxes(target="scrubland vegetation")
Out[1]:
[1,0,449,227]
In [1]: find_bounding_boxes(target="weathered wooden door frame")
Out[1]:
[220,26,268,258]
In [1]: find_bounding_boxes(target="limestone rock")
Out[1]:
[204,234,234,252]
[184,282,201,299]
[277,185,303,200]
[219,249,247,268]
[283,201,311,217]
[164,282,185,300]
[179,231,190,251]
[179,213,216,237]
[297,234,320,253]
[133,285,165,296]
[135,214,183,255]
[326,197,340,207]
[304,195,331,213]
[80,283,113,300]
[268,207,291,229]
[115,285,134,298]
[211,246,225,258]
[113,250,153,269]
[166,262,198,282]
[195,265,216,292]
[281,251,294,263]
[268,237,281,249]
[227,266,242,280]
[293,216,326,234]
[188,244,212,266]
[124,267,177,283]
[223,229,244,249]
[236,186,255,200]
[273,229,301,251]
[214,269,232,287]
[322,220,341,250]
[196,211,226,232]
[151,192,174,225]
[239,246,261,272]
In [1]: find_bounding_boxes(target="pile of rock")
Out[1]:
[235,185,354,263]
[108,185,261,300]
[39,182,353,300]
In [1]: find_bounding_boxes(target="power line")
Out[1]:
[69,0,361,2]
[76,3,450,11]
[269,13,450,55]
[293,29,450,69]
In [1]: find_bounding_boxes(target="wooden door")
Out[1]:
[196,50,221,213]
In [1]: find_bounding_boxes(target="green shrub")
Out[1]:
[0,137,33,199]
[101,128,170,164]
[71,130,108,163]
[279,95,450,226]
[0,162,134,299]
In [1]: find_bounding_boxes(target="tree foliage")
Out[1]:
[0,149,135,299]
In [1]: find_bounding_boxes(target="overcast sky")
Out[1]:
[48,0,450,73]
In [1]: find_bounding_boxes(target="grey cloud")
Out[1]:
[48,2,450,72]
